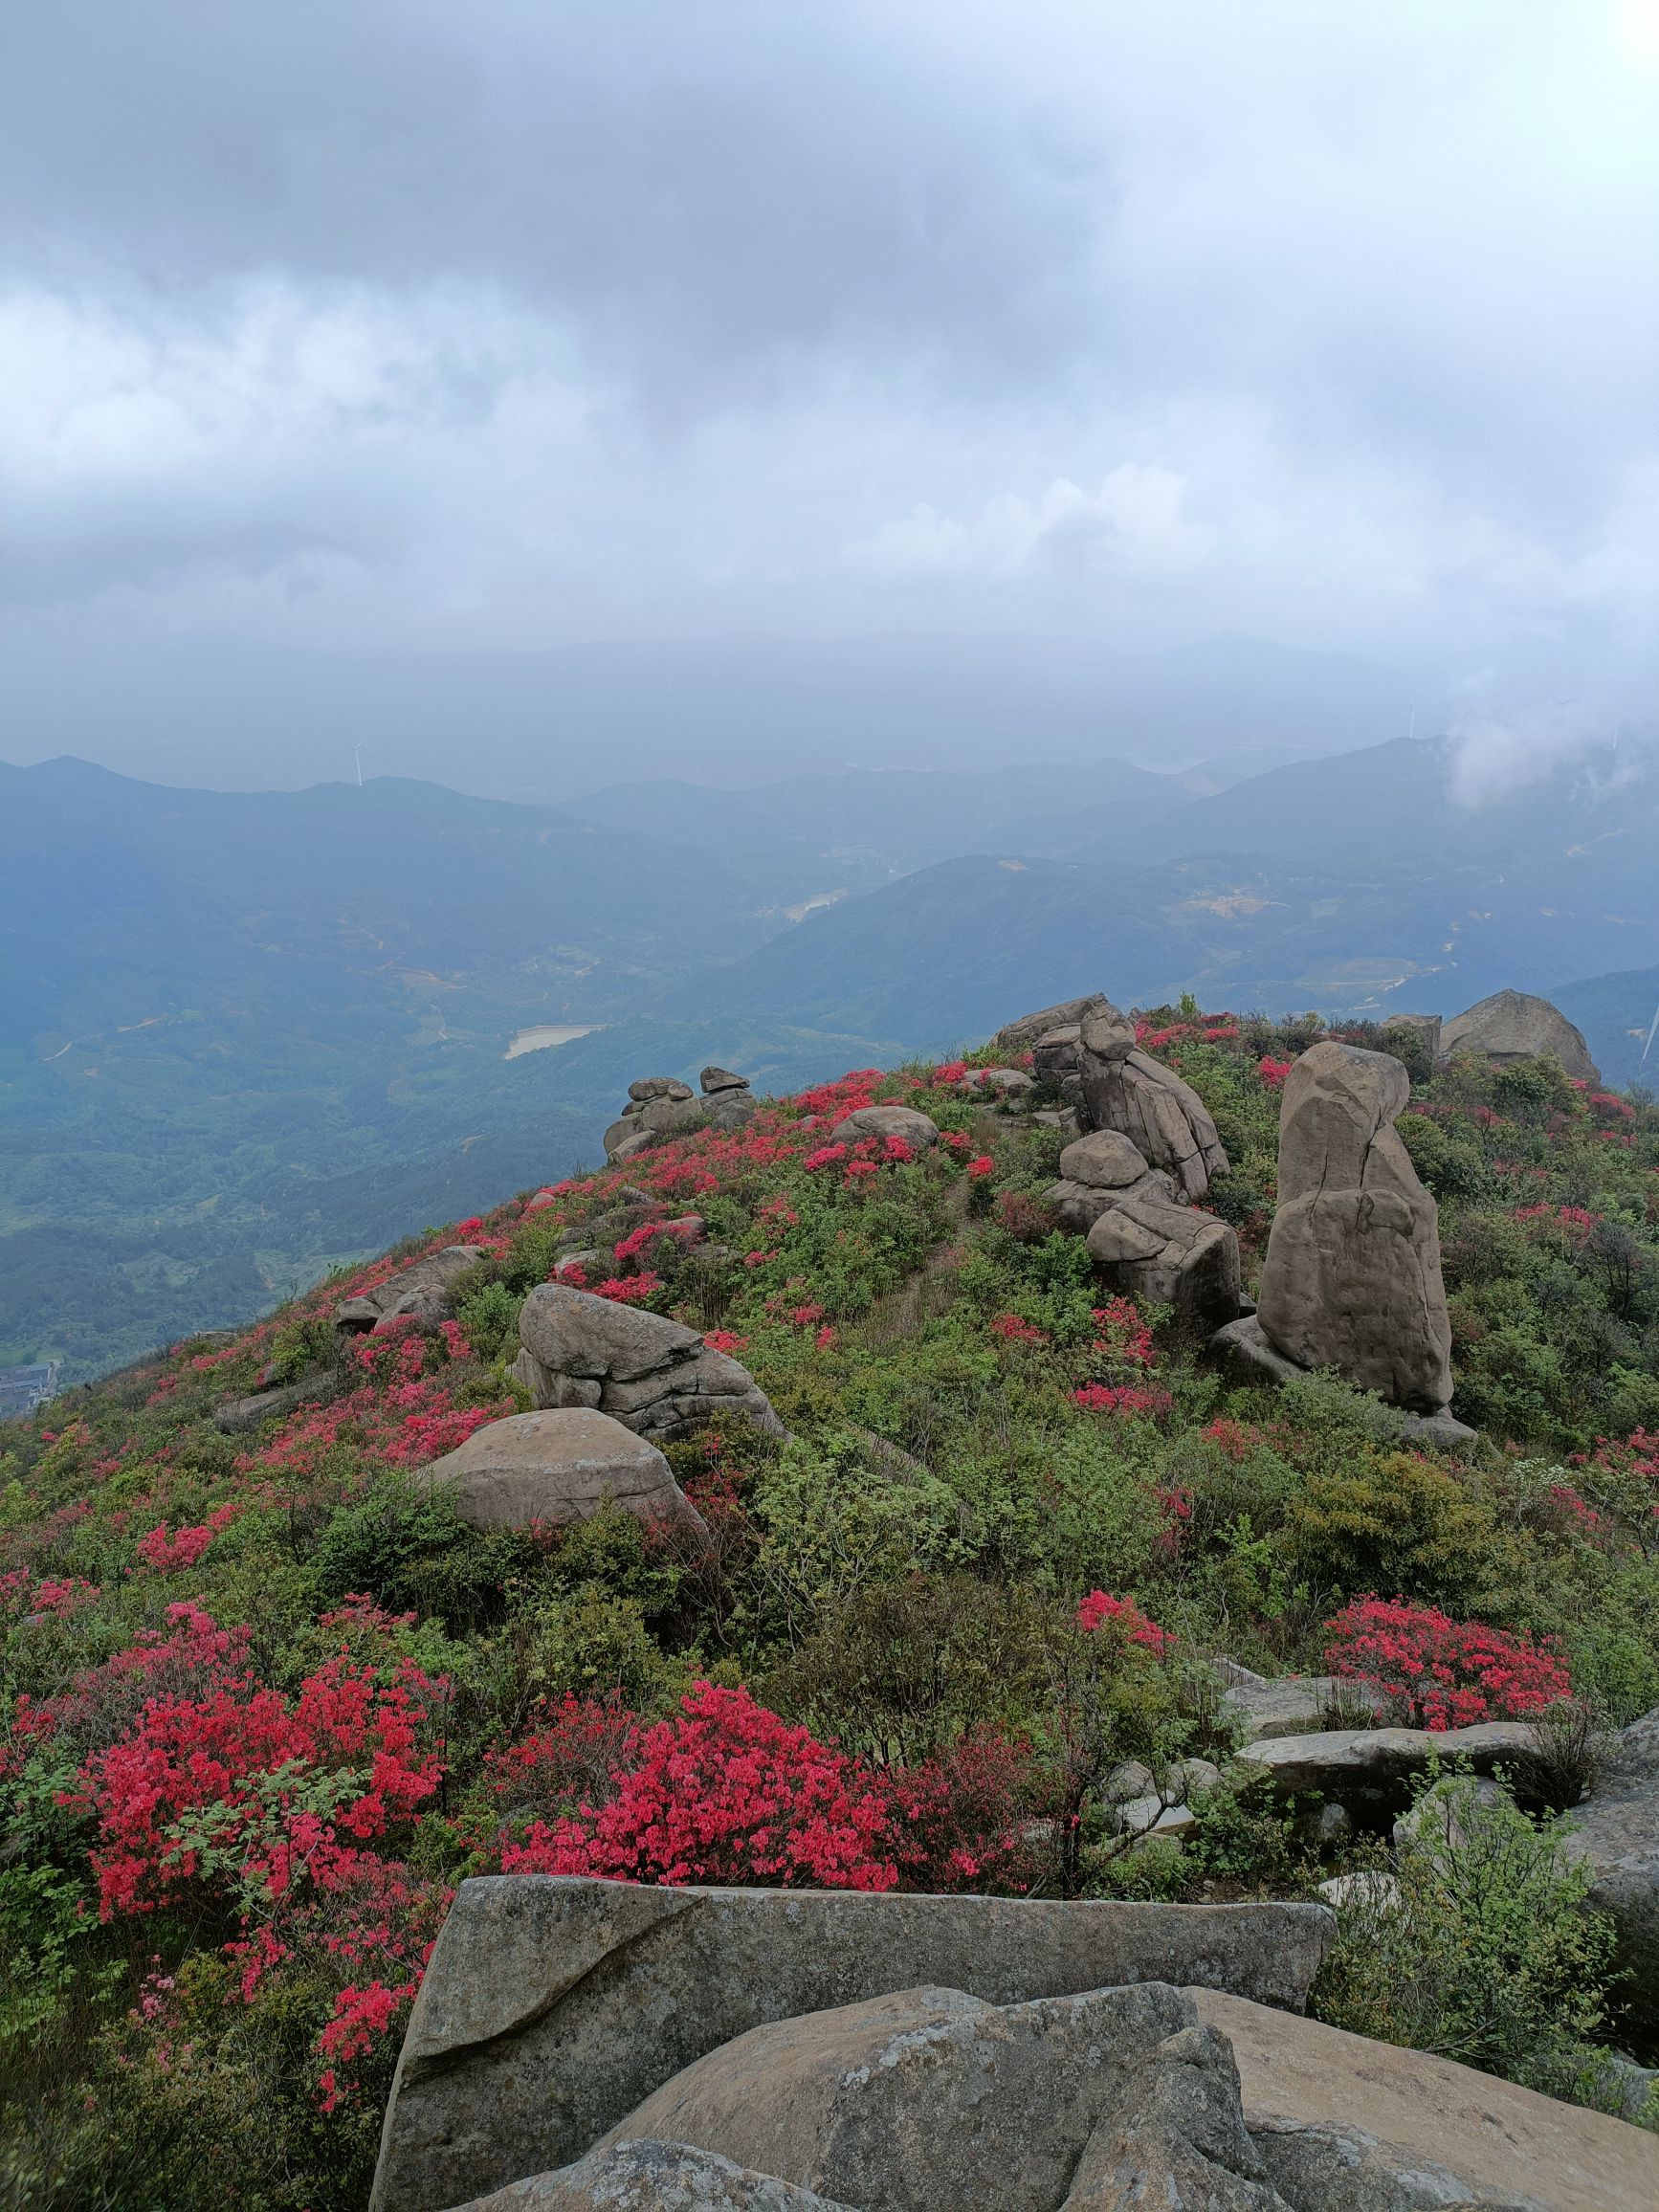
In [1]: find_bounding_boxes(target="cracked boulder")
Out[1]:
[585,1982,1288,2212]
[1254,1042,1453,1413]
[513,1282,783,1444]
[1047,1129,1243,1325]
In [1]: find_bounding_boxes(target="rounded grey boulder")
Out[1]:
[827,1104,939,1148]
[416,1408,704,1534]
[1058,1130,1150,1189]
[1438,988,1600,1084]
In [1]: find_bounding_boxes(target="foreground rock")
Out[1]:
[451,2141,853,2211]
[1563,1704,1659,2029]
[1439,988,1600,1085]
[1253,1042,1454,1413]
[434,1978,1657,2212]
[1195,1989,1654,2211]
[514,1284,783,1444]
[415,1410,705,1536]
[587,1983,1282,2212]
[371,1875,1334,2212]
[335,1245,485,1334]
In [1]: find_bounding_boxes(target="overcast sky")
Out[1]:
[2,2,1656,776]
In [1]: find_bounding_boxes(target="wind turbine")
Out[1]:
[1641,1000,1659,1070]
[354,741,366,788]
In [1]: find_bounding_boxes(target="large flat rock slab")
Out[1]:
[1562,1707,1659,2030]
[371,1876,1334,2212]
[1235,1723,1536,1802]
[1193,1989,1655,2210]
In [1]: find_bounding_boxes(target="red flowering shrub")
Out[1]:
[881,1727,1043,1891]
[134,1503,237,1573]
[483,1693,641,1828]
[1089,1297,1154,1369]
[1073,1382,1171,1418]
[498,1682,896,1891]
[1076,1589,1170,1652]
[1258,1055,1294,1089]
[989,1313,1048,1344]
[965,1156,996,1180]
[1321,1597,1570,1728]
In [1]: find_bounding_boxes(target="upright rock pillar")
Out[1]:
[1254,1041,1453,1413]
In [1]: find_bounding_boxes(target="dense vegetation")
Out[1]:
[3,1009,1658,2206]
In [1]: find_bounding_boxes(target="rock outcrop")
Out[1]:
[1004,996,1230,1203]
[334,1245,485,1335]
[1252,1041,1453,1413]
[1047,1130,1243,1326]
[512,1283,783,1444]
[1439,988,1600,1084]
[604,1071,756,1163]
[416,1408,705,1536]
[370,1875,1334,2212]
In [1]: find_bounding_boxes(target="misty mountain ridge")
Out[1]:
[6,731,1655,1380]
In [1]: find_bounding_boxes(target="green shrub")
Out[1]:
[1313,1770,1625,2112]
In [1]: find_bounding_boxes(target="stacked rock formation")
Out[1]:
[1046,1131,1242,1327]
[1248,1041,1454,1414]
[511,1281,783,1445]
[1001,996,1229,1203]
[604,1067,756,1163]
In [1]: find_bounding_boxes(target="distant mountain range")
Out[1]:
[5,732,1655,1379]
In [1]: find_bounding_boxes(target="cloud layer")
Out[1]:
[2,2,1655,699]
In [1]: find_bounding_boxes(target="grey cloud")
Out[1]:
[0,0,1654,770]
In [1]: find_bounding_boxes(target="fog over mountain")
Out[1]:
[3,4,1655,790]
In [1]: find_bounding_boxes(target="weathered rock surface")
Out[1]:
[826,1104,940,1149]
[992,997,1101,1057]
[1254,1042,1454,1412]
[1085,1186,1243,1325]
[1194,1988,1656,2211]
[1220,1670,1386,1742]
[630,1077,697,1104]
[335,1245,485,1334]
[448,2141,853,2212]
[699,1067,751,1096]
[371,1875,1335,2212]
[1562,1704,1659,2027]
[415,1410,705,1536]
[1059,1130,1152,1189]
[514,1284,782,1444]
[1076,1003,1231,1204]
[1235,1722,1536,1803]
[1439,989,1600,1085]
[590,1983,1284,2212]
[214,1368,343,1433]
[1381,1010,1443,1062]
